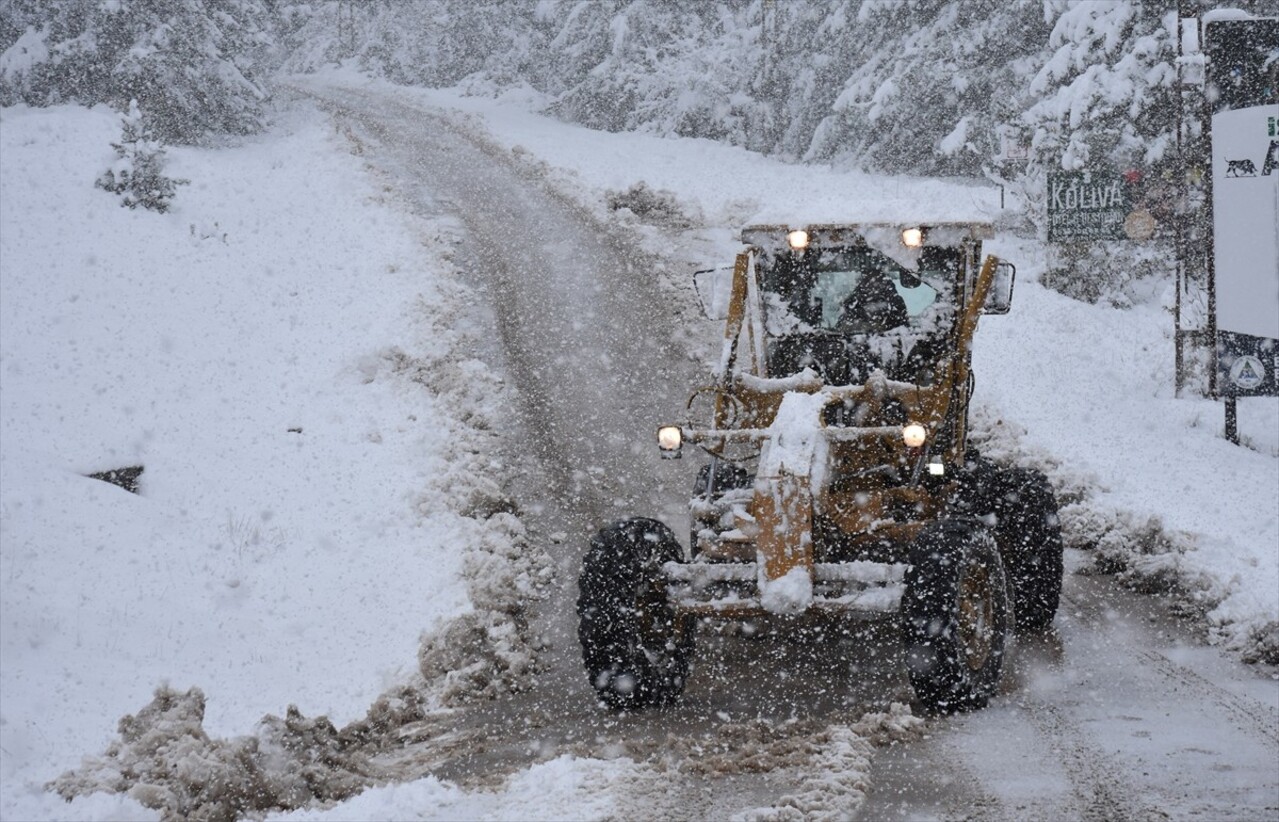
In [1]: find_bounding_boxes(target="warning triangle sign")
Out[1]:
[1239,361,1261,381]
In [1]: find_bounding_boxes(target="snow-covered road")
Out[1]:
[295,83,1279,820]
[304,83,700,699]
[862,557,1279,820]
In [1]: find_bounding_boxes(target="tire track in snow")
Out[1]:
[859,568,1278,821]
[1059,577,1279,749]
[1020,701,1165,822]
[1128,645,1279,748]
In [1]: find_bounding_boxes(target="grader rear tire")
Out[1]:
[577,518,694,709]
[993,468,1064,635]
[902,519,1010,713]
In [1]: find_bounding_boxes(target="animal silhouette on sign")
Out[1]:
[1226,159,1257,177]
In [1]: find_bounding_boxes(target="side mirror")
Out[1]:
[693,267,735,320]
[983,261,1015,314]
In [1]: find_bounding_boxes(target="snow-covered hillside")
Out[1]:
[0,99,544,820]
[277,2,1272,183]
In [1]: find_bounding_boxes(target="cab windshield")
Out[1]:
[760,245,959,336]
[758,245,962,384]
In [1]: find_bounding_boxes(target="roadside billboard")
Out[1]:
[1046,170,1129,241]
[1207,18,1279,398]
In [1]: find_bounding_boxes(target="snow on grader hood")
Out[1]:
[577,223,1064,715]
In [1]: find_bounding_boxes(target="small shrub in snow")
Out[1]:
[96,100,187,213]
[1040,234,1176,308]
[605,181,694,228]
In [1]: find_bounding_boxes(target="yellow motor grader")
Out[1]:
[577,223,1063,713]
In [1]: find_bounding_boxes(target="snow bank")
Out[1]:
[968,243,1279,661]
[302,71,1005,229]
[48,687,372,819]
[267,755,641,822]
[0,99,544,819]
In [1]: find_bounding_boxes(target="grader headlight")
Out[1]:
[657,425,684,459]
[902,423,928,449]
[901,227,926,248]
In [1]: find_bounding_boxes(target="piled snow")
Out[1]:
[48,687,373,819]
[754,392,830,615]
[266,755,643,822]
[48,688,646,821]
[758,391,830,480]
[758,566,814,617]
[0,100,543,819]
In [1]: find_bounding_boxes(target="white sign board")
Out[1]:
[996,126,1029,162]
[1212,105,1279,341]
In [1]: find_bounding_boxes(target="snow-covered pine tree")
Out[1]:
[0,0,272,144]
[97,99,188,212]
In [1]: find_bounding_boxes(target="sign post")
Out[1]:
[1205,17,1279,443]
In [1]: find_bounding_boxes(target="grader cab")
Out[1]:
[577,223,1064,713]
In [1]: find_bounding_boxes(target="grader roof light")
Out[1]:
[901,227,926,248]
[786,229,810,250]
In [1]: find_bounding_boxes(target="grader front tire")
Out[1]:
[576,518,694,710]
[902,520,1011,714]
